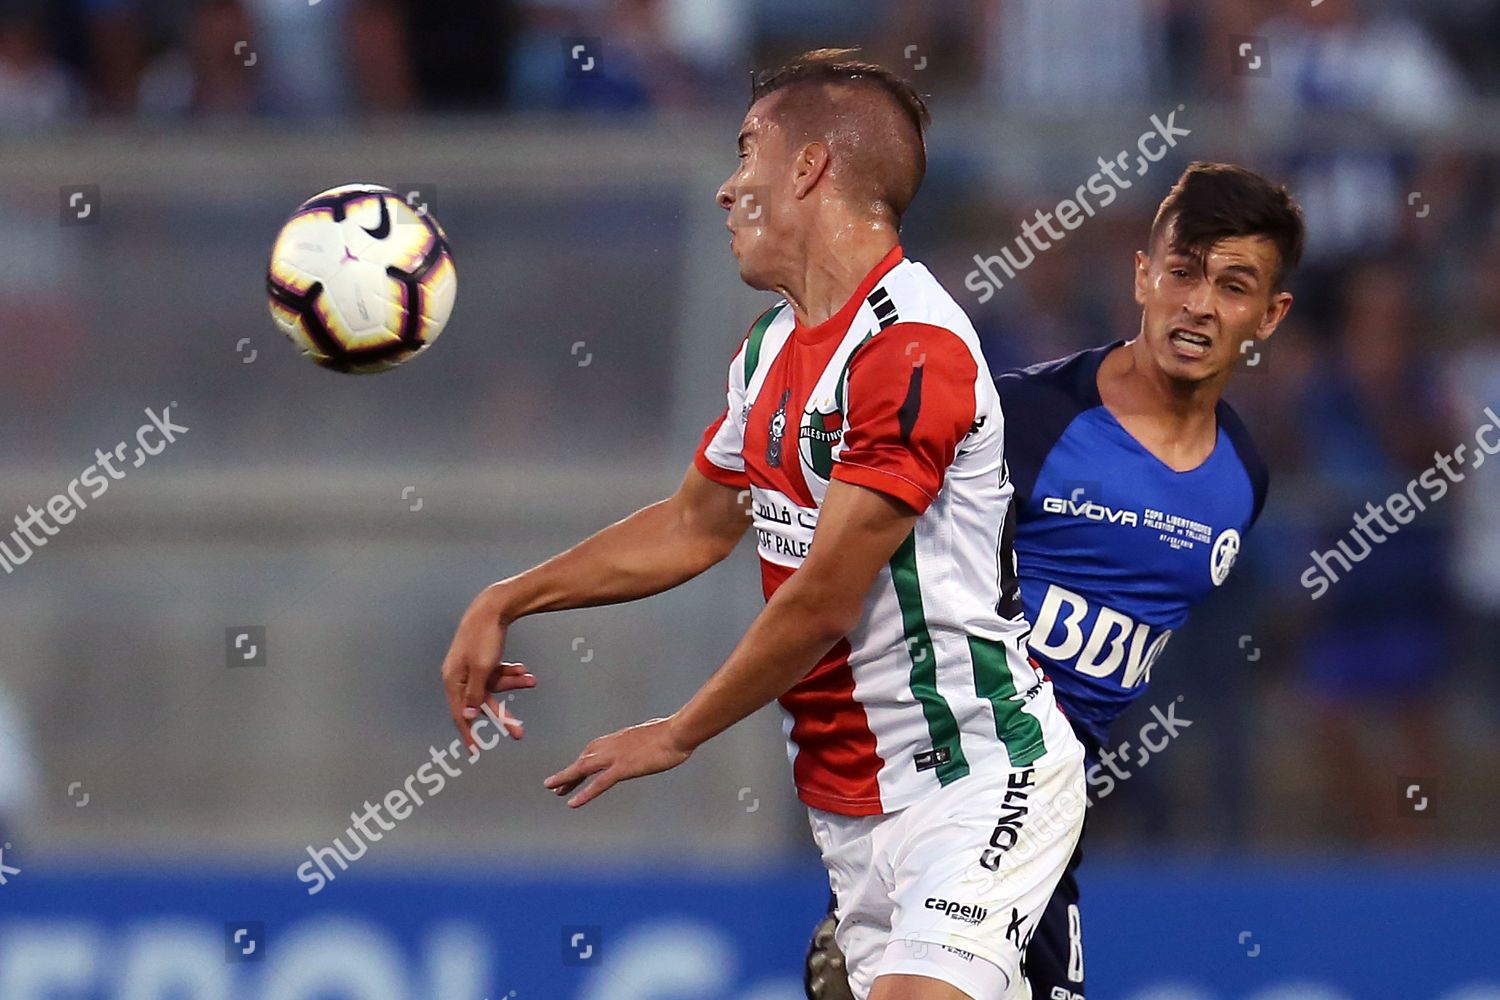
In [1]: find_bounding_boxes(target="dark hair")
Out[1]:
[1150,162,1306,289]
[750,48,931,138]
[748,49,931,220]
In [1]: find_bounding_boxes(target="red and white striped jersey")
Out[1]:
[695,247,1081,816]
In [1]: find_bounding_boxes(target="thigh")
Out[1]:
[872,943,1013,1000]
[883,757,1086,995]
[869,965,1004,1000]
[1022,839,1086,1000]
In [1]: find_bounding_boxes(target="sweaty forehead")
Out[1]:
[744,85,854,145]
[738,102,786,146]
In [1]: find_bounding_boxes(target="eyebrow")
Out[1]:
[1165,252,1262,280]
[1217,263,1262,280]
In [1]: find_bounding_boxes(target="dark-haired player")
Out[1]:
[806,163,1304,999]
[441,49,1085,1000]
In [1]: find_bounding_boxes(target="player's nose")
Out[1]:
[716,182,735,213]
[1183,279,1215,317]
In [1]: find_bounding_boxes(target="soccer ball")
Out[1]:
[266,183,456,373]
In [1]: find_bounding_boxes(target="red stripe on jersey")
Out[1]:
[740,346,821,509]
[762,559,885,815]
[739,248,907,511]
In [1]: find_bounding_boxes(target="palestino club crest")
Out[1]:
[799,400,844,481]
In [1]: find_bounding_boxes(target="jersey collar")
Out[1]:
[793,245,905,345]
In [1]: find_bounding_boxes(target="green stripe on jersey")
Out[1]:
[968,636,1047,766]
[889,531,969,785]
[834,330,876,412]
[743,303,785,386]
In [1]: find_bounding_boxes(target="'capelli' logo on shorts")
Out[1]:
[925,897,988,925]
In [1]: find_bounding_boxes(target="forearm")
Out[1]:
[668,578,851,751]
[665,482,916,753]
[536,483,917,810]
[483,496,737,624]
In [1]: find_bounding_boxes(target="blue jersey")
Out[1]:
[999,342,1268,756]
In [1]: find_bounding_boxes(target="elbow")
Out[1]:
[665,496,743,570]
[779,581,864,647]
[827,603,866,644]
[813,608,863,651]
[687,527,740,570]
[704,528,744,565]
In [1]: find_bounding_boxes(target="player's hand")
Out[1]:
[441,592,536,750]
[543,717,692,808]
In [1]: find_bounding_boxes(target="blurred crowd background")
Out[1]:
[2,0,1499,120]
[2,0,1499,872]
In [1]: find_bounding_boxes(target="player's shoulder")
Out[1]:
[1215,397,1270,524]
[741,299,792,347]
[991,343,1118,504]
[871,257,980,344]
[841,258,985,388]
[732,299,793,386]
[996,341,1117,425]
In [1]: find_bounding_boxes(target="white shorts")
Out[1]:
[808,756,1086,1000]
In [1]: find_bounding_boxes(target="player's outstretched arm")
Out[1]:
[542,480,918,807]
[440,464,750,749]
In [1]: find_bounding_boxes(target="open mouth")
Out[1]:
[1169,328,1213,357]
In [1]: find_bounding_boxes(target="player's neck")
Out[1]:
[1098,340,1224,471]
[776,218,899,329]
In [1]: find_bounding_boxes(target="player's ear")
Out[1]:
[1259,290,1293,339]
[1133,250,1150,306]
[791,141,832,199]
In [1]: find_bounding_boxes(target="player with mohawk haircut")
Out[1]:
[440,50,1085,999]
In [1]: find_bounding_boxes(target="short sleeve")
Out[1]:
[693,345,750,489]
[994,370,1076,512]
[1217,401,1270,528]
[832,323,978,513]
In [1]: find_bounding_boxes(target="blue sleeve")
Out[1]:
[995,364,1092,510]
[1218,402,1270,527]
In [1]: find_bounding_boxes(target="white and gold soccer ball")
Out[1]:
[266,183,456,373]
